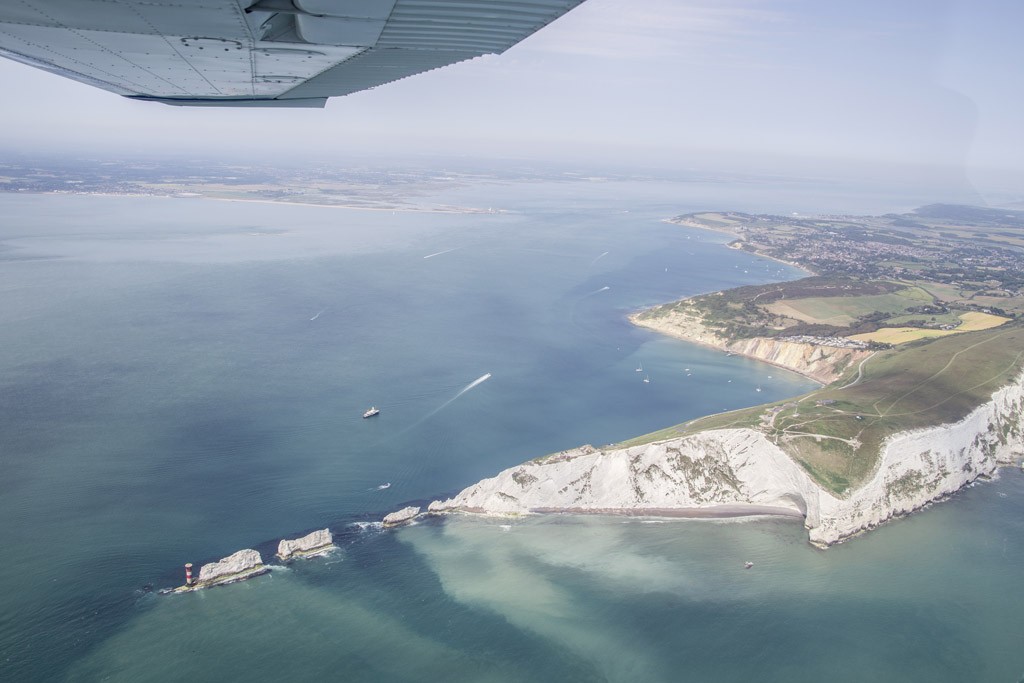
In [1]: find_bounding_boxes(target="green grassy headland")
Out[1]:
[618,321,1024,496]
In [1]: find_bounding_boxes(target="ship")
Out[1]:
[362,406,380,418]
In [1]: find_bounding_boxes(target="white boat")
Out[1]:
[643,374,650,383]
[362,406,380,418]
[635,362,643,372]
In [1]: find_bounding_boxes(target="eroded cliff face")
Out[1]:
[727,338,869,384]
[429,373,1024,547]
[811,376,1024,545]
[629,310,869,384]
[429,431,818,518]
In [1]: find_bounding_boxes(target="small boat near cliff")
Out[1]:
[362,406,380,418]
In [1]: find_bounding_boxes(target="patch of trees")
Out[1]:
[905,304,949,315]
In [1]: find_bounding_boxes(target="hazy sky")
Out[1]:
[0,0,1021,176]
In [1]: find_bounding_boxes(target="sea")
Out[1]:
[1,173,1022,682]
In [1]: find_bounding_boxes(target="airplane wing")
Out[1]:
[0,0,584,108]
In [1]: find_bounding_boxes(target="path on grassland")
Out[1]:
[874,330,1018,418]
[834,351,877,392]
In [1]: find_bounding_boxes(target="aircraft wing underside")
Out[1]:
[0,0,584,107]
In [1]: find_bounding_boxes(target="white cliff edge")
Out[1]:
[276,528,334,561]
[429,373,1024,547]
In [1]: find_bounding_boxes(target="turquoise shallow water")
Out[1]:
[0,181,1021,681]
[61,475,1024,683]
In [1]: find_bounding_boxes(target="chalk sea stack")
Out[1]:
[183,549,267,590]
[276,528,333,561]
[383,506,420,527]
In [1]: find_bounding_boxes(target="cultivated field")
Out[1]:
[766,286,932,326]
[958,311,1013,331]
[849,327,959,345]
[851,311,1010,345]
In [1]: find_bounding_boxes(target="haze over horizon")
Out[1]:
[1,0,1022,199]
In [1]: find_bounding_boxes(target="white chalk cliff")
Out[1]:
[430,373,1024,547]
[277,528,333,560]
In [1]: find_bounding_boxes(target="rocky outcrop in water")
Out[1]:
[430,372,1024,547]
[191,549,268,588]
[383,506,420,527]
[276,529,333,561]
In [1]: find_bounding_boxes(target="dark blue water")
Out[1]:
[0,183,1021,682]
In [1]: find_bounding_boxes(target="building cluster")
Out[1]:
[731,215,1024,291]
[779,335,869,349]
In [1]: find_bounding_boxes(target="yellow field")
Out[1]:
[849,327,958,344]
[850,311,1011,344]
[957,311,1012,331]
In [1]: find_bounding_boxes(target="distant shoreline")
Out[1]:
[2,189,501,216]
[201,195,501,215]
[662,216,814,276]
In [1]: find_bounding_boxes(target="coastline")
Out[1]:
[663,216,815,275]
[7,189,500,215]
[420,216,1024,547]
[426,370,1024,547]
[201,195,500,214]
[628,307,865,385]
[633,215,855,384]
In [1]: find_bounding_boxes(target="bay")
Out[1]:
[0,176,1019,682]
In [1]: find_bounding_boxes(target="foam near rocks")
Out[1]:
[177,549,268,591]
[383,506,420,527]
[276,528,333,561]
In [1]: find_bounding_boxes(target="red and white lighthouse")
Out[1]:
[184,563,194,586]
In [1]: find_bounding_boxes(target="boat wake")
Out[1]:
[375,482,391,490]
[310,309,326,321]
[423,247,459,259]
[590,251,610,266]
[454,372,492,399]
[583,285,611,298]
[401,373,492,433]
